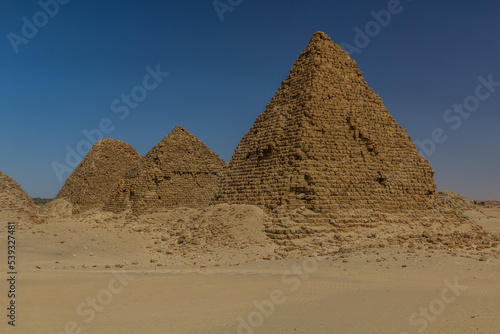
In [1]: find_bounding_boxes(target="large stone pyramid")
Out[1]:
[0,171,40,223]
[104,126,226,214]
[56,138,141,212]
[216,32,443,222]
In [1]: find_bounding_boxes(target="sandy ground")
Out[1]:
[1,204,499,334]
[475,207,500,235]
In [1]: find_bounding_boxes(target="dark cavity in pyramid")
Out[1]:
[56,138,141,212]
[216,31,445,221]
[104,126,226,214]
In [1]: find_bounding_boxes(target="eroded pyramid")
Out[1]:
[438,190,476,212]
[0,171,41,223]
[216,32,444,221]
[56,138,141,212]
[104,126,226,214]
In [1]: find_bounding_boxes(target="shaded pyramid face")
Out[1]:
[104,126,226,214]
[0,171,40,223]
[56,138,141,212]
[217,31,437,214]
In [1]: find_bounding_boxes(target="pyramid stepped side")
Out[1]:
[217,32,436,214]
[102,170,136,214]
[55,138,141,212]
[104,126,226,214]
[292,34,437,213]
[215,32,463,241]
[0,171,41,223]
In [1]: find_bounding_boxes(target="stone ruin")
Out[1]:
[104,126,226,214]
[215,31,469,243]
[55,138,141,213]
[438,190,476,211]
[0,170,41,223]
[10,31,492,255]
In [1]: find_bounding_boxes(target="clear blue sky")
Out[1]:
[1,0,499,200]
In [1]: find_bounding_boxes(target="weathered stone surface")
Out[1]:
[104,126,226,214]
[216,31,438,215]
[214,30,473,245]
[438,190,476,211]
[0,170,40,223]
[56,138,141,212]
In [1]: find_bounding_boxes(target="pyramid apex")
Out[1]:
[172,125,187,133]
[300,31,346,61]
[309,31,332,44]
[94,138,128,146]
[312,31,329,38]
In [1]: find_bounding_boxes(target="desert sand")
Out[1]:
[1,203,499,334]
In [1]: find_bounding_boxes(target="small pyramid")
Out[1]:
[0,171,40,223]
[104,126,226,214]
[55,138,141,212]
[216,32,440,219]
